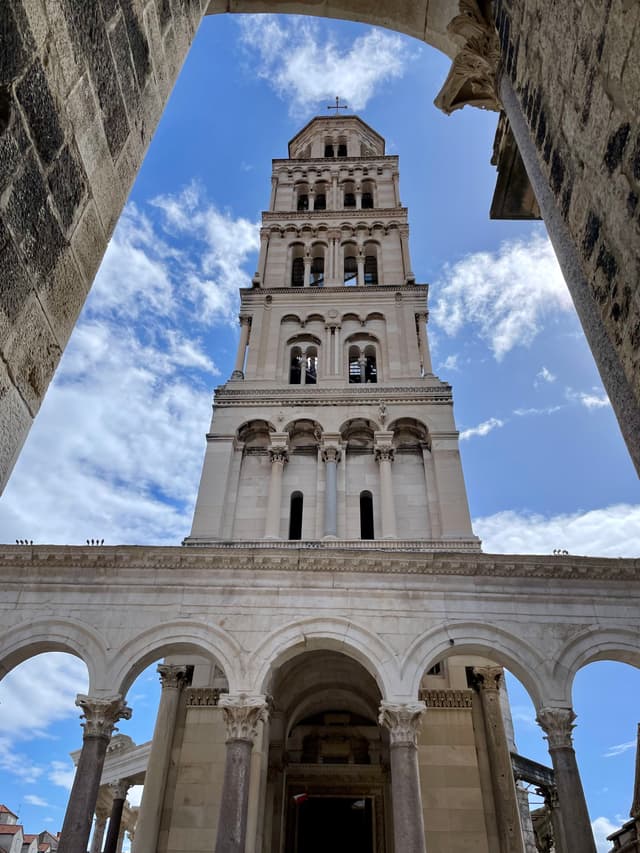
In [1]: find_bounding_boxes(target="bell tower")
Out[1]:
[186,114,479,550]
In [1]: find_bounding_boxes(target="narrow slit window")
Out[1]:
[324,143,334,157]
[344,192,356,208]
[361,192,373,209]
[364,255,378,285]
[314,193,326,210]
[297,194,309,211]
[343,255,357,285]
[291,257,304,287]
[310,256,324,287]
[289,491,303,540]
[360,491,374,539]
[337,143,347,157]
[289,349,302,384]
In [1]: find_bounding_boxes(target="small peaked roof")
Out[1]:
[0,826,23,835]
[0,808,17,818]
[23,836,37,843]
[288,115,385,156]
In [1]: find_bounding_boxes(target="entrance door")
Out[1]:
[295,796,374,853]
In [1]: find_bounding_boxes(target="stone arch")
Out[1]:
[106,619,244,696]
[247,615,401,698]
[552,626,640,705]
[0,617,107,692]
[402,621,549,708]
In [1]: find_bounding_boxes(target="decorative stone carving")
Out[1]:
[106,734,134,753]
[374,446,394,463]
[472,665,503,691]
[219,694,269,743]
[185,687,223,706]
[378,701,426,747]
[269,447,288,465]
[420,689,473,709]
[321,445,341,464]
[157,663,189,690]
[434,0,502,116]
[536,707,577,750]
[76,695,132,739]
[109,779,131,801]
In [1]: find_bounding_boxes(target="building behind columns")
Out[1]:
[128,115,543,853]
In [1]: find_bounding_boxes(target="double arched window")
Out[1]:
[348,344,377,384]
[290,345,318,385]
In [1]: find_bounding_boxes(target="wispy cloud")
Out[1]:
[49,760,76,792]
[24,795,50,807]
[566,387,611,409]
[603,740,636,758]
[432,233,572,360]
[536,366,556,385]
[439,354,459,372]
[459,417,505,441]
[474,503,640,557]
[0,188,258,546]
[592,816,619,853]
[237,16,411,116]
[513,405,563,417]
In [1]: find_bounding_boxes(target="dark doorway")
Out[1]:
[360,491,374,539]
[296,797,374,853]
[289,491,303,540]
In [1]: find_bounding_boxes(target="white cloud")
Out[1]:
[432,233,572,360]
[566,387,611,409]
[49,760,76,792]
[24,795,50,807]
[603,740,636,758]
[0,654,88,737]
[459,417,505,441]
[475,503,640,557]
[509,705,537,727]
[592,817,619,853]
[0,189,258,546]
[536,366,556,384]
[513,405,563,417]
[0,737,44,784]
[439,354,459,372]
[238,16,411,115]
[127,785,144,808]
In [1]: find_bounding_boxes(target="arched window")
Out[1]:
[314,192,326,210]
[324,142,334,158]
[362,192,373,209]
[310,256,324,287]
[289,347,302,384]
[360,491,374,539]
[364,345,377,384]
[289,491,303,540]
[337,141,347,157]
[364,255,378,285]
[291,257,304,287]
[343,253,357,285]
[348,345,361,383]
[344,191,356,208]
[305,349,317,385]
[297,194,308,211]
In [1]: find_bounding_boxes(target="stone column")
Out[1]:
[472,667,525,853]
[321,444,341,538]
[334,324,342,375]
[264,446,288,539]
[355,187,362,209]
[392,171,400,207]
[300,348,307,386]
[231,316,251,379]
[133,665,189,853]
[399,226,414,284]
[214,695,269,853]
[308,188,315,212]
[331,173,338,209]
[303,255,311,288]
[379,701,427,853]
[421,445,442,539]
[415,312,432,375]
[536,708,596,853]
[58,696,131,853]
[90,810,108,853]
[374,436,397,539]
[357,249,365,287]
[256,229,269,284]
[358,351,367,383]
[103,780,130,853]
[269,176,278,210]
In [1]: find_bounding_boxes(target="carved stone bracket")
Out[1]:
[185,687,223,707]
[434,0,502,115]
[76,694,132,739]
[536,707,577,750]
[420,688,473,709]
[378,701,426,747]
[157,663,190,690]
[219,693,270,743]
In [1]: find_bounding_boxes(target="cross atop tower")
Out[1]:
[326,96,349,115]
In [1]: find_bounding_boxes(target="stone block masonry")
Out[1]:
[0,0,208,490]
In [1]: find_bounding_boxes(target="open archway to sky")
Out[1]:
[0,11,637,845]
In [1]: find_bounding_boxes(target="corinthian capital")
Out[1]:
[536,707,576,750]
[378,701,426,747]
[321,445,341,464]
[109,779,131,801]
[472,665,503,691]
[219,694,269,743]
[269,447,288,465]
[76,695,132,739]
[434,0,502,115]
[375,446,394,463]
[157,664,190,690]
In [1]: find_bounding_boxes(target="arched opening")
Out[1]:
[364,253,378,285]
[362,180,374,209]
[343,243,358,285]
[363,344,377,383]
[289,346,302,384]
[291,244,305,287]
[297,192,309,211]
[343,181,356,209]
[324,140,334,158]
[264,649,387,853]
[289,491,303,540]
[348,345,362,383]
[310,245,325,287]
[314,182,327,210]
[359,490,374,539]
[304,347,318,384]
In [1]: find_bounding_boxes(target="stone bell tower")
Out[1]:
[185,114,478,550]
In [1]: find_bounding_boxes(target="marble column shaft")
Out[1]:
[58,696,131,853]
[89,813,108,853]
[416,313,432,375]
[375,446,397,538]
[103,781,129,853]
[473,667,525,853]
[133,665,189,853]
[214,696,269,853]
[322,446,340,537]
[264,448,287,538]
[232,317,250,378]
[537,708,596,853]
[379,702,427,853]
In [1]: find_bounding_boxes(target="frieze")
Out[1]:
[0,545,639,582]
[185,687,223,707]
[262,208,407,222]
[420,689,474,709]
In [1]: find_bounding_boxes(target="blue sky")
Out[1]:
[0,13,638,851]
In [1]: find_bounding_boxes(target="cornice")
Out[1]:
[240,284,428,296]
[213,385,454,407]
[0,545,639,582]
[273,155,399,168]
[262,208,407,223]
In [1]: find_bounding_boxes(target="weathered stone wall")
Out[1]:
[494,0,640,466]
[0,0,206,488]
